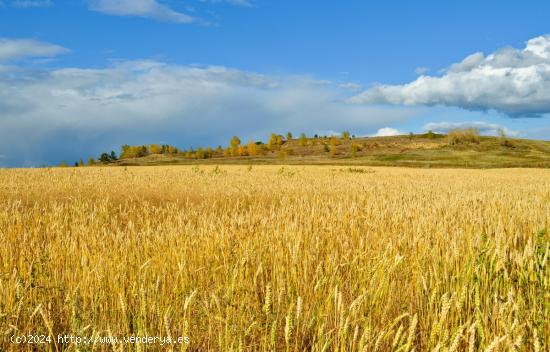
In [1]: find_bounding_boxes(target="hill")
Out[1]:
[112,133,550,168]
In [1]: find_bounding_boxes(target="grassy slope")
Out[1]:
[116,135,550,168]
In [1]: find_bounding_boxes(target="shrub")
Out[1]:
[448,128,481,145]
[330,136,341,146]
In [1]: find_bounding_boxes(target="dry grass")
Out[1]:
[0,165,548,351]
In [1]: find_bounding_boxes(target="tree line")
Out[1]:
[62,129,495,167]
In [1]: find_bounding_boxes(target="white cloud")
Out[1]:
[373,127,403,137]
[422,121,521,137]
[0,38,68,62]
[339,82,363,91]
[89,0,194,23]
[350,34,550,117]
[415,67,429,75]
[0,60,416,166]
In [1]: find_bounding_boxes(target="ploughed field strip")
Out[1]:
[0,166,548,351]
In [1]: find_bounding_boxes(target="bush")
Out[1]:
[448,128,480,145]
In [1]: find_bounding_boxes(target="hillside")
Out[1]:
[113,133,550,168]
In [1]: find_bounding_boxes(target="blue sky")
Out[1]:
[0,0,549,166]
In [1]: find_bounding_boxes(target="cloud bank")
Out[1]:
[351,35,550,117]
[89,0,194,23]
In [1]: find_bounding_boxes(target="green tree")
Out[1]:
[286,131,293,140]
[99,153,111,163]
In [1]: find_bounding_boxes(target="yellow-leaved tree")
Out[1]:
[149,144,161,154]
[247,140,258,156]
[230,136,241,156]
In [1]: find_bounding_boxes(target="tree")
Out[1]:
[238,145,247,156]
[341,131,351,140]
[78,158,84,167]
[299,133,307,146]
[268,133,284,150]
[88,157,95,166]
[150,144,161,154]
[286,131,293,140]
[323,144,330,153]
[409,132,414,141]
[196,147,205,159]
[247,140,258,156]
[58,161,69,167]
[99,153,111,163]
[230,136,241,148]
[230,136,241,156]
[110,151,118,161]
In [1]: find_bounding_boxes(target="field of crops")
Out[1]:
[0,165,548,351]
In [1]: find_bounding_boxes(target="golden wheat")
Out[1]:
[0,165,548,351]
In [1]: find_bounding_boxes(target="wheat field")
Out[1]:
[0,165,548,351]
